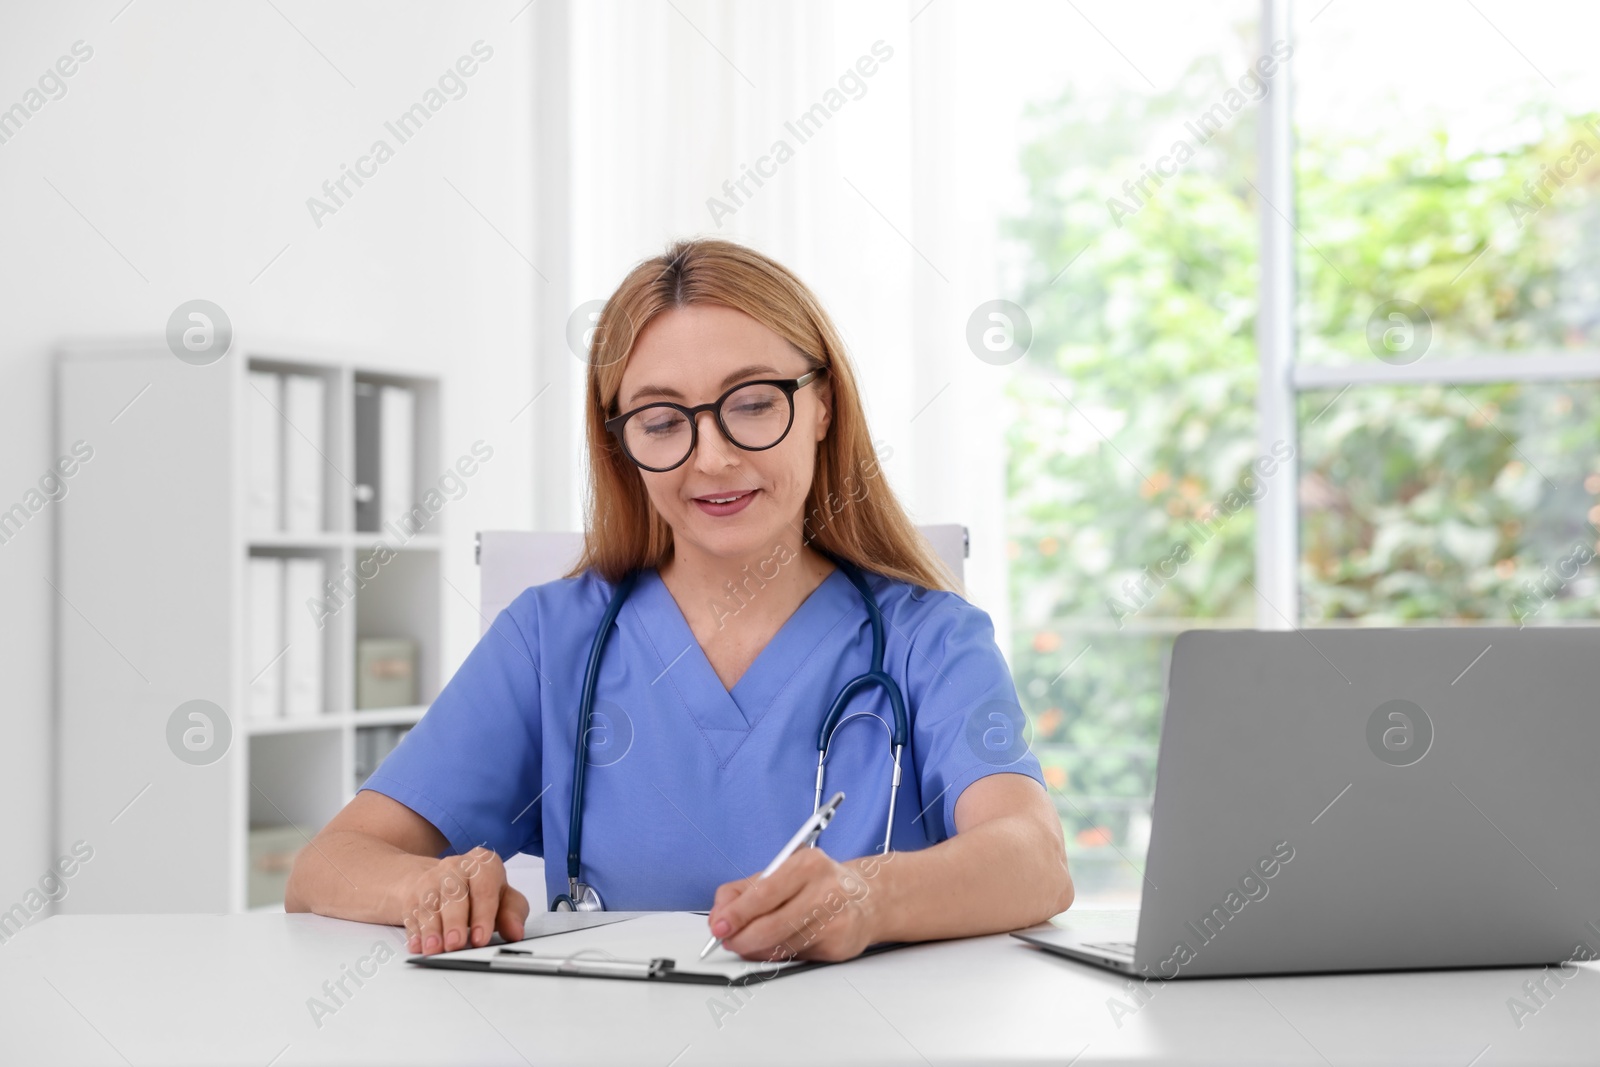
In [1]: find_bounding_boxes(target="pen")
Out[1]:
[699,791,845,960]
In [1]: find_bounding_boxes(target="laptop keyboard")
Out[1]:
[1082,940,1137,958]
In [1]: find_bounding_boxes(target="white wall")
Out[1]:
[0,2,541,912]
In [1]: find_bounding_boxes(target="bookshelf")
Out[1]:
[55,339,444,913]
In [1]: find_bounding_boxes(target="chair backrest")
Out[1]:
[475,524,967,635]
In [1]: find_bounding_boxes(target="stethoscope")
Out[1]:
[551,553,908,911]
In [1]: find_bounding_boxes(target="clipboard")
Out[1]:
[406,910,912,985]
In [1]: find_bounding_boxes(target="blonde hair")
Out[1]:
[565,237,960,595]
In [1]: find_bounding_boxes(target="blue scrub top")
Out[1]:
[359,563,1047,911]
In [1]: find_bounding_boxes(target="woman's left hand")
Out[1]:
[707,848,878,962]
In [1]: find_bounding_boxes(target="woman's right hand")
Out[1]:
[398,846,531,954]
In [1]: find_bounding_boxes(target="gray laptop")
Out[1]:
[1013,627,1600,978]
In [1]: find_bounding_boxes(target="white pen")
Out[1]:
[699,791,845,960]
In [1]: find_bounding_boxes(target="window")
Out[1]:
[998,0,1600,905]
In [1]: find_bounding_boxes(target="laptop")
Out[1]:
[1012,626,1600,979]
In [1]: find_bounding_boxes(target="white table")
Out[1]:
[1,909,1594,1065]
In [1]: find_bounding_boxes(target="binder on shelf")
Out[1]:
[282,556,326,718]
[353,382,380,533]
[246,372,282,534]
[282,374,325,534]
[247,557,285,720]
[379,385,416,535]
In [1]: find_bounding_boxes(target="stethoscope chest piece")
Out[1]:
[552,880,604,911]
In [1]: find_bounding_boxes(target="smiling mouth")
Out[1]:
[694,490,754,504]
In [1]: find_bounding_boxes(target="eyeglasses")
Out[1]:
[604,368,827,473]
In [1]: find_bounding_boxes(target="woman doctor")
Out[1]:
[287,238,1074,963]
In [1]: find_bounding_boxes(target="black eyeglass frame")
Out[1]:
[604,368,828,473]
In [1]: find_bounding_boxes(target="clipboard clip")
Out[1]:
[489,947,675,979]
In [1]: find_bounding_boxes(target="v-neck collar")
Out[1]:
[630,563,858,756]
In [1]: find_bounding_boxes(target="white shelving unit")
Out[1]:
[55,339,443,913]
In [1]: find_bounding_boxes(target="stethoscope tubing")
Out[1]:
[556,552,907,911]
